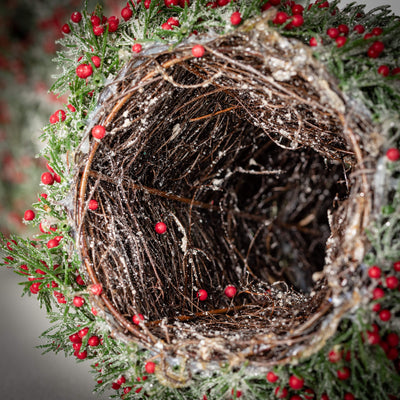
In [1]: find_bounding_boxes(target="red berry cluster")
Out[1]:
[110,372,149,396]
[161,17,180,31]
[326,24,349,47]
[364,323,399,361]
[69,327,101,360]
[265,371,317,399]
[271,1,305,30]
[368,262,400,322]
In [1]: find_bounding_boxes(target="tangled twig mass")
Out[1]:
[73,23,375,366]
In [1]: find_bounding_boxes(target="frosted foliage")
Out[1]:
[73,30,375,364]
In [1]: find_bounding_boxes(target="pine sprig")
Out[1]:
[2,1,400,399]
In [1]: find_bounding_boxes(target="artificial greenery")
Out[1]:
[1,0,400,398]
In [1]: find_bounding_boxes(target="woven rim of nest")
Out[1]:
[73,18,376,371]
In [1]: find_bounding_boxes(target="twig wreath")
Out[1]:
[1,1,400,399]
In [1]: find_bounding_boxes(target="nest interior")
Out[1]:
[74,23,374,364]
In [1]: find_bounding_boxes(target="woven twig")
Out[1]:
[73,21,376,368]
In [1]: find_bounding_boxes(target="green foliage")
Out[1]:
[1,0,400,399]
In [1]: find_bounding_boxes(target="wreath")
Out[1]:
[1,1,400,399]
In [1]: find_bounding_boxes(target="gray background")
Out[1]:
[1,0,399,399]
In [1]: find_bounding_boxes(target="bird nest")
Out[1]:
[73,19,377,374]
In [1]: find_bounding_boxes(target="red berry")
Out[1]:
[328,349,341,363]
[71,11,82,23]
[73,296,85,307]
[288,375,304,390]
[69,333,82,344]
[336,36,347,48]
[88,199,98,210]
[91,307,98,316]
[344,394,355,400]
[76,63,93,79]
[53,173,61,183]
[24,209,35,221]
[108,17,119,32]
[116,376,126,386]
[92,125,106,139]
[224,285,237,298]
[366,330,380,345]
[372,287,385,299]
[197,289,208,301]
[93,24,104,36]
[391,67,400,75]
[386,275,399,289]
[179,0,190,6]
[217,0,230,6]
[386,347,399,360]
[338,24,349,35]
[353,24,365,34]
[41,171,54,185]
[321,395,329,400]
[6,240,17,251]
[76,350,87,359]
[47,239,59,249]
[161,22,173,30]
[292,4,304,15]
[67,104,76,112]
[379,309,391,321]
[72,342,82,351]
[89,283,103,295]
[192,44,205,58]
[76,275,85,285]
[155,221,167,234]
[371,40,385,53]
[164,0,179,6]
[337,366,350,380]
[368,265,381,279]
[132,313,144,325]
[327,27,339,39]
[372,27,383,36]
[291,15,304,28]
[230,11,242,26]
[123,387,132,394]
[91,56,101,68]
[269,0,281,5]
[121,7,133,21]
[309,37,318,47]
[91,15,101,26]
[386,148,400,161]
[167,17,180,27]
[78,327,89,338]
[132,43,142,53]
[394,261,400,271]
[275,386,288,398]
[318,1,329,8]
[145,361,156,374]
[273,12,288,25]
[62,24,71,34]
[30,282,41,294]
[266,371,279,383]
[372,303,381,312]
[290,396,302,400]
[49,114,58,124]
[387,332,399,347]
[88,335,100,346]
[378,65,390,77]
[144,0,151,8]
